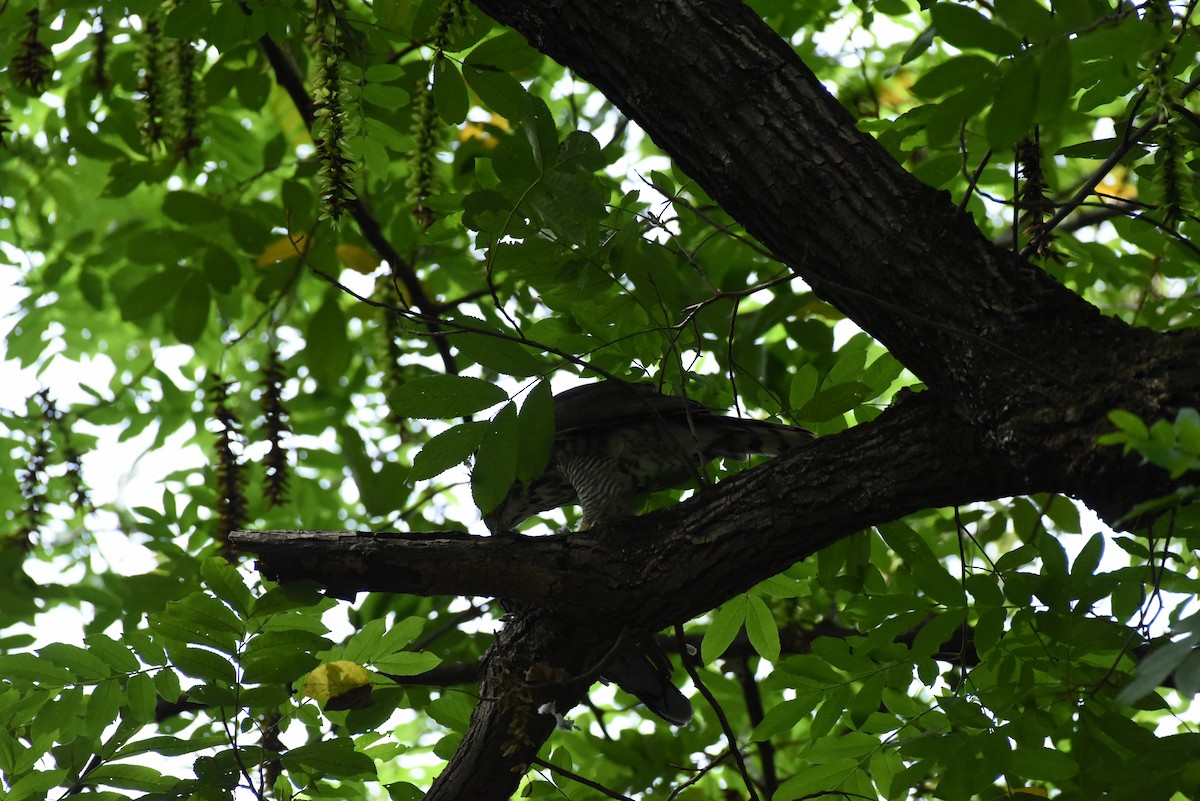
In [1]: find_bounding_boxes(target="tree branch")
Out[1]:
[233,392,1026,620]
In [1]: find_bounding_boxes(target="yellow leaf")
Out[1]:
[302,660,370,703]
[1096,166,1137,201]
[256,234,311,267]
[336,243,380,274]
[458,114,510,149]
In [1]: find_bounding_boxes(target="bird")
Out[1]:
[485,381,814,533]
[484,381,814,726]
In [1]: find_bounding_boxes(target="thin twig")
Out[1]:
[674,624,760,801]
[529,756,636,801]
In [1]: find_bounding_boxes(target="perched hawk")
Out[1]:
[486,381,814,533]
[484,381,813,726]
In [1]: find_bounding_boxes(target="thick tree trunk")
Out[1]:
[236,0,1200,797]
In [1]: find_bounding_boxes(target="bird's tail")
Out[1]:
[602,637,693,726]
[697,417,814,460]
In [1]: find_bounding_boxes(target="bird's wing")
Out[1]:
[552,382,710,438]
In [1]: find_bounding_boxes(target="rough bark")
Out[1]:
[236,392,1024,622]
[232,0,1200,797]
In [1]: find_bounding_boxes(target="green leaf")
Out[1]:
[824,346,867,387]
[897,25,938,67]
[1010,745,1079,781]
[362,83,411,109]
[472,401,519,515]
[963,573,1005,607]
[862,352,906,395]
[912,561,965,607]
[463,189,517,235]
[8,769,69,800]
[373,651,442,676]
[1037,531,1069,579]
[154,668,183,704]
[870,748,907,801]
[113,733,227,759]
[426,693,475,732]
[1057,137,1125,159]
[164,1,212,39]
[389,375,508,419]
[750,695,819,741]
[165,644,237,684]
[85,763,174,792]
[34,685,85,737]
[994,0,1059,39]
[1173,650,1200,697]
[516,380,555,484]
[524,176,605,250]
[466,31,543,71]
[201,558,254,617]
[931,3,1021,55]
[126,672,158,724]
[208,0,247,50]
[463,64,528,120]
[119,270,181,321]
[171,269,210,344]
[702,595,747,664]
[1176,408,1200,452]
[995,543,1037,572]
[797,382,870,422]
[911,608,967,661]
[284,739,377,778]
[84,678,121,742]
[745,594,781,662]
[305,291,351,388]
[449,319,549,377]
[344,616,427,663]
[1119,637,1197,704]
[1043,495,1081,533]
[252,582,330,618]
[241,630,324,683]
[775,759,860,801]
[163,191,225,224]
[806,731,881,762]
[410,421,490,481]
[365,64,406,82]
[433,57,468,125]
[788,364,819,410]
[1070,532,1105,582]
[1036,38,1072,123]
[986,53,1038,151]
[150,593,244,653]
[83,634,140,674]
[39,643,112,682]
[202,246,242,293]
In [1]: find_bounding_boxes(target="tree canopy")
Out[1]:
[3,0,1200,800]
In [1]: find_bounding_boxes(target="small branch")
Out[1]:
[676,624,759,801]
[529,756,636,801]
[1027,71,1200,256]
